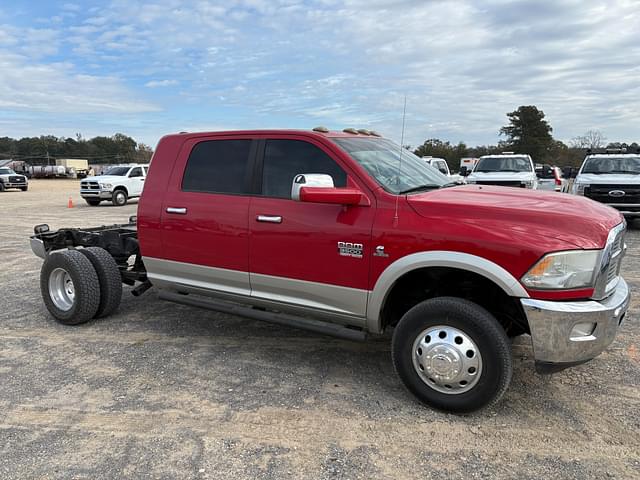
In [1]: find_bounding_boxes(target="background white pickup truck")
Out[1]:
[80,164,148,206]
[422,157,464,183]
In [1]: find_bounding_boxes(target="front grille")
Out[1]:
[81,181,100,190]
[9,176,25,183]
[584,184,640,204]
[475,181,525,188]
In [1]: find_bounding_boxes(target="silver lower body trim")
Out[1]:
[143,257,368,327]
[521,277,629,364]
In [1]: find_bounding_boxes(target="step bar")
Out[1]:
[158,291,367,342]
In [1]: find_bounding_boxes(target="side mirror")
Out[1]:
[460,166,468,176]
[291,174,334,200]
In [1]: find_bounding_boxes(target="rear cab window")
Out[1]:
[182,139,253,194]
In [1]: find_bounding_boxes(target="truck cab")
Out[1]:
[421,157,464,183]
[80,164,148,206]
[32,129,630,413]
[466,152,538,189]
[572,149,640,217]
[0,167,28,191]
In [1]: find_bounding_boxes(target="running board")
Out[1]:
[158,291,367,342]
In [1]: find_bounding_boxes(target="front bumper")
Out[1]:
[521,277,630,373]
[3,182,27,188]
[80,190,112,199]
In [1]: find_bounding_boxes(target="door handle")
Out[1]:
[256,215,282,224]
[166,207,187,214]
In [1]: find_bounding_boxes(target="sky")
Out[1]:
[0,0,639,149]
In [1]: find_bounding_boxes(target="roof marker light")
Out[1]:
[312,126,329,133]
[343,128,359,134]
[357,129,371,135]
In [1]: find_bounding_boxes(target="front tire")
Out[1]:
[85,199,101,206]
[112,189,128,206]
[40,250,101,325]
[392,297,512,414]
[20,186,28,191]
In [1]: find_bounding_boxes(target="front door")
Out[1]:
[128,166,145,197]
[156,136,255,296]
[248,137,375,319]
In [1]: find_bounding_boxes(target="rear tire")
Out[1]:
[112,189,128,206]
[85,199,101,206]
[79,247,122,318]
[392,296,512,414]
[40,250,101,325]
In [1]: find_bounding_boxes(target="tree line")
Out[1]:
[413,105,639,172]
[0,133,153,165]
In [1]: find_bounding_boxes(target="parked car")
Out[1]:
[466,152,538,189]
[572,149,640,217]
[422,157,464,183]
[536,164,568,192]
[80,164,148,206]
[31,128,628,413]
[0,167,28,191]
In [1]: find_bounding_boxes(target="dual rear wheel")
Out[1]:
[40,247,122,325]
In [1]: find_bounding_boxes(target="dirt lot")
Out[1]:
[1,179,639,479]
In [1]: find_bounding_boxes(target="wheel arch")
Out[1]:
[366,251,529,334]
[113,185,128,194]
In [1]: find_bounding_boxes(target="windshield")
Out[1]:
[333,137,449,194]
[474,156,532,172]
[103,166,130,176]
[581,156,640,174]
[0,168,15,175]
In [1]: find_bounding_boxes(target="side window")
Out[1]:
[143,166,148,176]
[262,139,347,198]
[129,167,143,177]
[182,139,252,194]
[436,161,448,174]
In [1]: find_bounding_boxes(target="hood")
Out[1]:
[467,171,534,181]
[85,175,125,183]
[407,185,623,249]
[0,172,25,179]
[576,173,640,184]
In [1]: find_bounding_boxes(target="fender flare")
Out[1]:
[366,250,529,333]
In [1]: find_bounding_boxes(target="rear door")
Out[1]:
[153,136,256,296]
[248,136,375,320]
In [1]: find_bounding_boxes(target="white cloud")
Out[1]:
[145,79,178,88]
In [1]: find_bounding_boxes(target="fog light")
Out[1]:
[570,322,596,341]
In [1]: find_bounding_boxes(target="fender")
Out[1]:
[366,251,530,333]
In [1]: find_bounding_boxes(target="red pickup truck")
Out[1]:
[30,128,630,413]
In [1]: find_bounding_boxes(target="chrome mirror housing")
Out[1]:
[291,173,334,201]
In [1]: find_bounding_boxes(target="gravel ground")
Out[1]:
[1,179,639,479]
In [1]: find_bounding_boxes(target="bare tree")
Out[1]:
[570,130,606,149]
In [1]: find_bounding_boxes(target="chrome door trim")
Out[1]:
[166,207,187,214]
[256,215,282,223]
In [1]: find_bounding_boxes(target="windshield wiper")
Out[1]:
[610,170,640,175]
[399,184,441,194]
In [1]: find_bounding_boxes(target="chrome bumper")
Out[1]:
[81,190,112,199]
[521,277,630,371]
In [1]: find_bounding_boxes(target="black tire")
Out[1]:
[85,199,101,206]
[0,182,4,192]
[392,296,512,414]
[79,247,122,318]
[40,250,101,325]
[112,189,128,206]
[20,186,28,191]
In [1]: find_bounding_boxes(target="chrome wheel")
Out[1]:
[114,191,126,205]
[412,325,483,394]
[48,267,75,311]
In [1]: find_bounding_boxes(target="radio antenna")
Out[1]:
[393,95,407,225]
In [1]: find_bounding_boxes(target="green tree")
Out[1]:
[499,105,554,162]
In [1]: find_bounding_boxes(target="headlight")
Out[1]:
[521,250,600,290]
[100,183,112,189]
[574,182,588,195]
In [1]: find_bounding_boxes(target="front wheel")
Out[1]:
[392,297,512,414]
[112,189,128,206]
[20,186,28,191]
[85,199,101,206]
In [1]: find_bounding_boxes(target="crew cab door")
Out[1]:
[127,166,145,196]
[154,136,256,296]
[248,137,375,320]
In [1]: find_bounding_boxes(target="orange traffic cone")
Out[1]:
[68,197,74,208]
